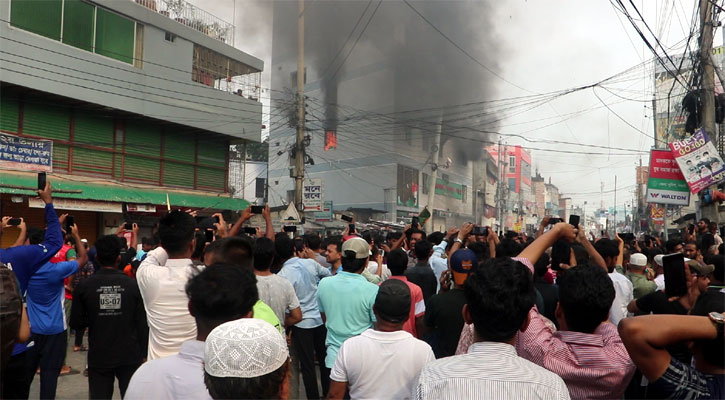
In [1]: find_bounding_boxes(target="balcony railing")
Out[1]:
[134,0,234,45]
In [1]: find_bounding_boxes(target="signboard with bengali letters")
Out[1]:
[669,129,725,194]
[303,178,323,211]
[0,133,53,172]
[646,149,690,205]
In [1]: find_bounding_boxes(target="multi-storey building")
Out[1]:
[0,0,263,246]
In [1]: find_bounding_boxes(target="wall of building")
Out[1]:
[0,0,263,141]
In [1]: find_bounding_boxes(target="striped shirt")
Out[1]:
[513,257,636,400]
[415,341,570,400]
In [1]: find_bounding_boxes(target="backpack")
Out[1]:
[0,262,22,371]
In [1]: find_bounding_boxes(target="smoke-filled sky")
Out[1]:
[191,0,722,212]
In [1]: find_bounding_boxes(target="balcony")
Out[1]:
[134,0,234,45]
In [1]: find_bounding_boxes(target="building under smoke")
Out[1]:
[267,0,504,228]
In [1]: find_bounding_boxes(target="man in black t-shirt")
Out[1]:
[70,235,148,399]
[425,249,477,358]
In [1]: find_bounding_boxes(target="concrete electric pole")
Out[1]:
[424,117,443,233]
[294,0,306,212]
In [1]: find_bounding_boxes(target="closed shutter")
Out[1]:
[10,0,62,40]
[196,139,227,191]
[95,8,135,64]
[164,133,195,188]
[22,101,70,172]
[73,114,114,176]
[123,121,159,183]
[0,96,19,133]
[62,0,95,52]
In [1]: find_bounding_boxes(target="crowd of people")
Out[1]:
[0,182,723,399]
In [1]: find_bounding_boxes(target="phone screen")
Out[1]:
[213,215,220,224]
[341,215,353,222]
[283,226,297,233]
[663,253,687,297]
[550,240,570,271]
[349,223,355,233]
[411,216,419,228]
[65,215,75,233]
[124,222,133,230]
[8,218,21,226]
[569,215,580,227]
[294,238,304,252]
[204,229,214,243]
[37,172,46,190]
[243,227,257,235]
[251,205,264,214]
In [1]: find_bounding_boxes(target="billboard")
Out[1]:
[0,133,53,172]
[434,178,463,200]
[669,129,725,193]
[302,178,324,211]
[646,149,690,205]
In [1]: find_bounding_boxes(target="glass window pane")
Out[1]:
[62,0,95,52]
[95,8,134,63]
[10,0,62,40]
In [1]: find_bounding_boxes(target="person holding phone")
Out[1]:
[1,217,28,248]
[229,205,275,240]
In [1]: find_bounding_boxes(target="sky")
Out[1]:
[190,0,722,214]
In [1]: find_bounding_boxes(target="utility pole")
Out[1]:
[699,0,721,223]
[294,0,306,212]
[424,117,443,233]
[495,140,505,234]
[614,175,617,230]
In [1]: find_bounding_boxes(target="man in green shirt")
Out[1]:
[626,253,657,299]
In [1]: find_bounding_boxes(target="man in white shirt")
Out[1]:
[415,257,570,400]
[125,264,259,400]
[594,237,633,325]
[328,279,435,400]
[136,211,199,360]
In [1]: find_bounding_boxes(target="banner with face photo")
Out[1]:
[669,129,725,194]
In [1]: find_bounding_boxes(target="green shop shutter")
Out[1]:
[10,0,62,40]
[163,133,195,188]
[164,161,195,189]
[0,96,19,133]
[123,121,159,183]
[197,139,227,168]
[73,114,114,175]
[62,0,95,52]
[197,166,225,191]
[95,8,135,64]
[22,102,70,141]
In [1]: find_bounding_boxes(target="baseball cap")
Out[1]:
[687,259,715,277]
[341,237,369,260]
[374,279,411,323]
[630,253,647,267]
[204,318,288,378]
[450,248,478,286]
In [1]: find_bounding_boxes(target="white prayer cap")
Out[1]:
[204,318,288,378]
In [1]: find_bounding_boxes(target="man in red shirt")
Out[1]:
[386,249,425,338]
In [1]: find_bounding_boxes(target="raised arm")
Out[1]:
[577,226,607,271]
[70,224,88,268]
[518,222,576,265]
[262,205,274,240]
[618,315,718,381]
[228,206,253,238]
[614,233,624,267]
[391,225,410,250]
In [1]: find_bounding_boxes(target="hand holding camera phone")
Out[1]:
[250,205,264,214]
[243,227,257,235]
[65,215,75,233]
[7,218,22,227]
[663,253,688,297]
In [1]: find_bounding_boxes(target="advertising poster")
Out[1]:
[0,132,53,172]
[646,149,690,205]
[669,129,725,194]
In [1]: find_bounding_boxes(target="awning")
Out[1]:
[0,171,249,211]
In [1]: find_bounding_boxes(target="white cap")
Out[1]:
[654,254,664,267]
[630,253,647,267]
[81,239,88,243]
[204,318,288,378]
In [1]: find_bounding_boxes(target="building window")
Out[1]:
[508,178,516,192]
[462,185,467,203]
[422,173,429,194]
[255,178,266,198]
[165,32,176,42]
[10,0,138,65]
[509,156,516,173]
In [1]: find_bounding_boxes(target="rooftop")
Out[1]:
[133,0,234,45]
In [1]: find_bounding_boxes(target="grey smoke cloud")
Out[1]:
[272,0,503,162]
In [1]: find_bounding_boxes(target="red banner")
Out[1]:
[648,149,686,181]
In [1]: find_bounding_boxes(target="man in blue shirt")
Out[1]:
[0,182,62,400]
[317,237,379,369]
[277,235,331,399]
[26,223,87,400]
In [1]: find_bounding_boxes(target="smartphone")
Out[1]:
[341,214,353,223]
[620,233,635,242]
[663,253,687,297]
[548,217,563,225]
[124,222,133,230]
[688,224,695,234]
[243,227,257,235]
[204,229,214,243]
[349,223,355,233]
[7,218,21,226]
[65,215,75,233]
[37,172,46,190]
[411,216,419,228]
[550,240,570,271]
[294,238,304,252]
[251,205,264,214]
[569,215,580,228]
[472,226,487,236]
[283,226,297,233]
[213,215,220,224]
